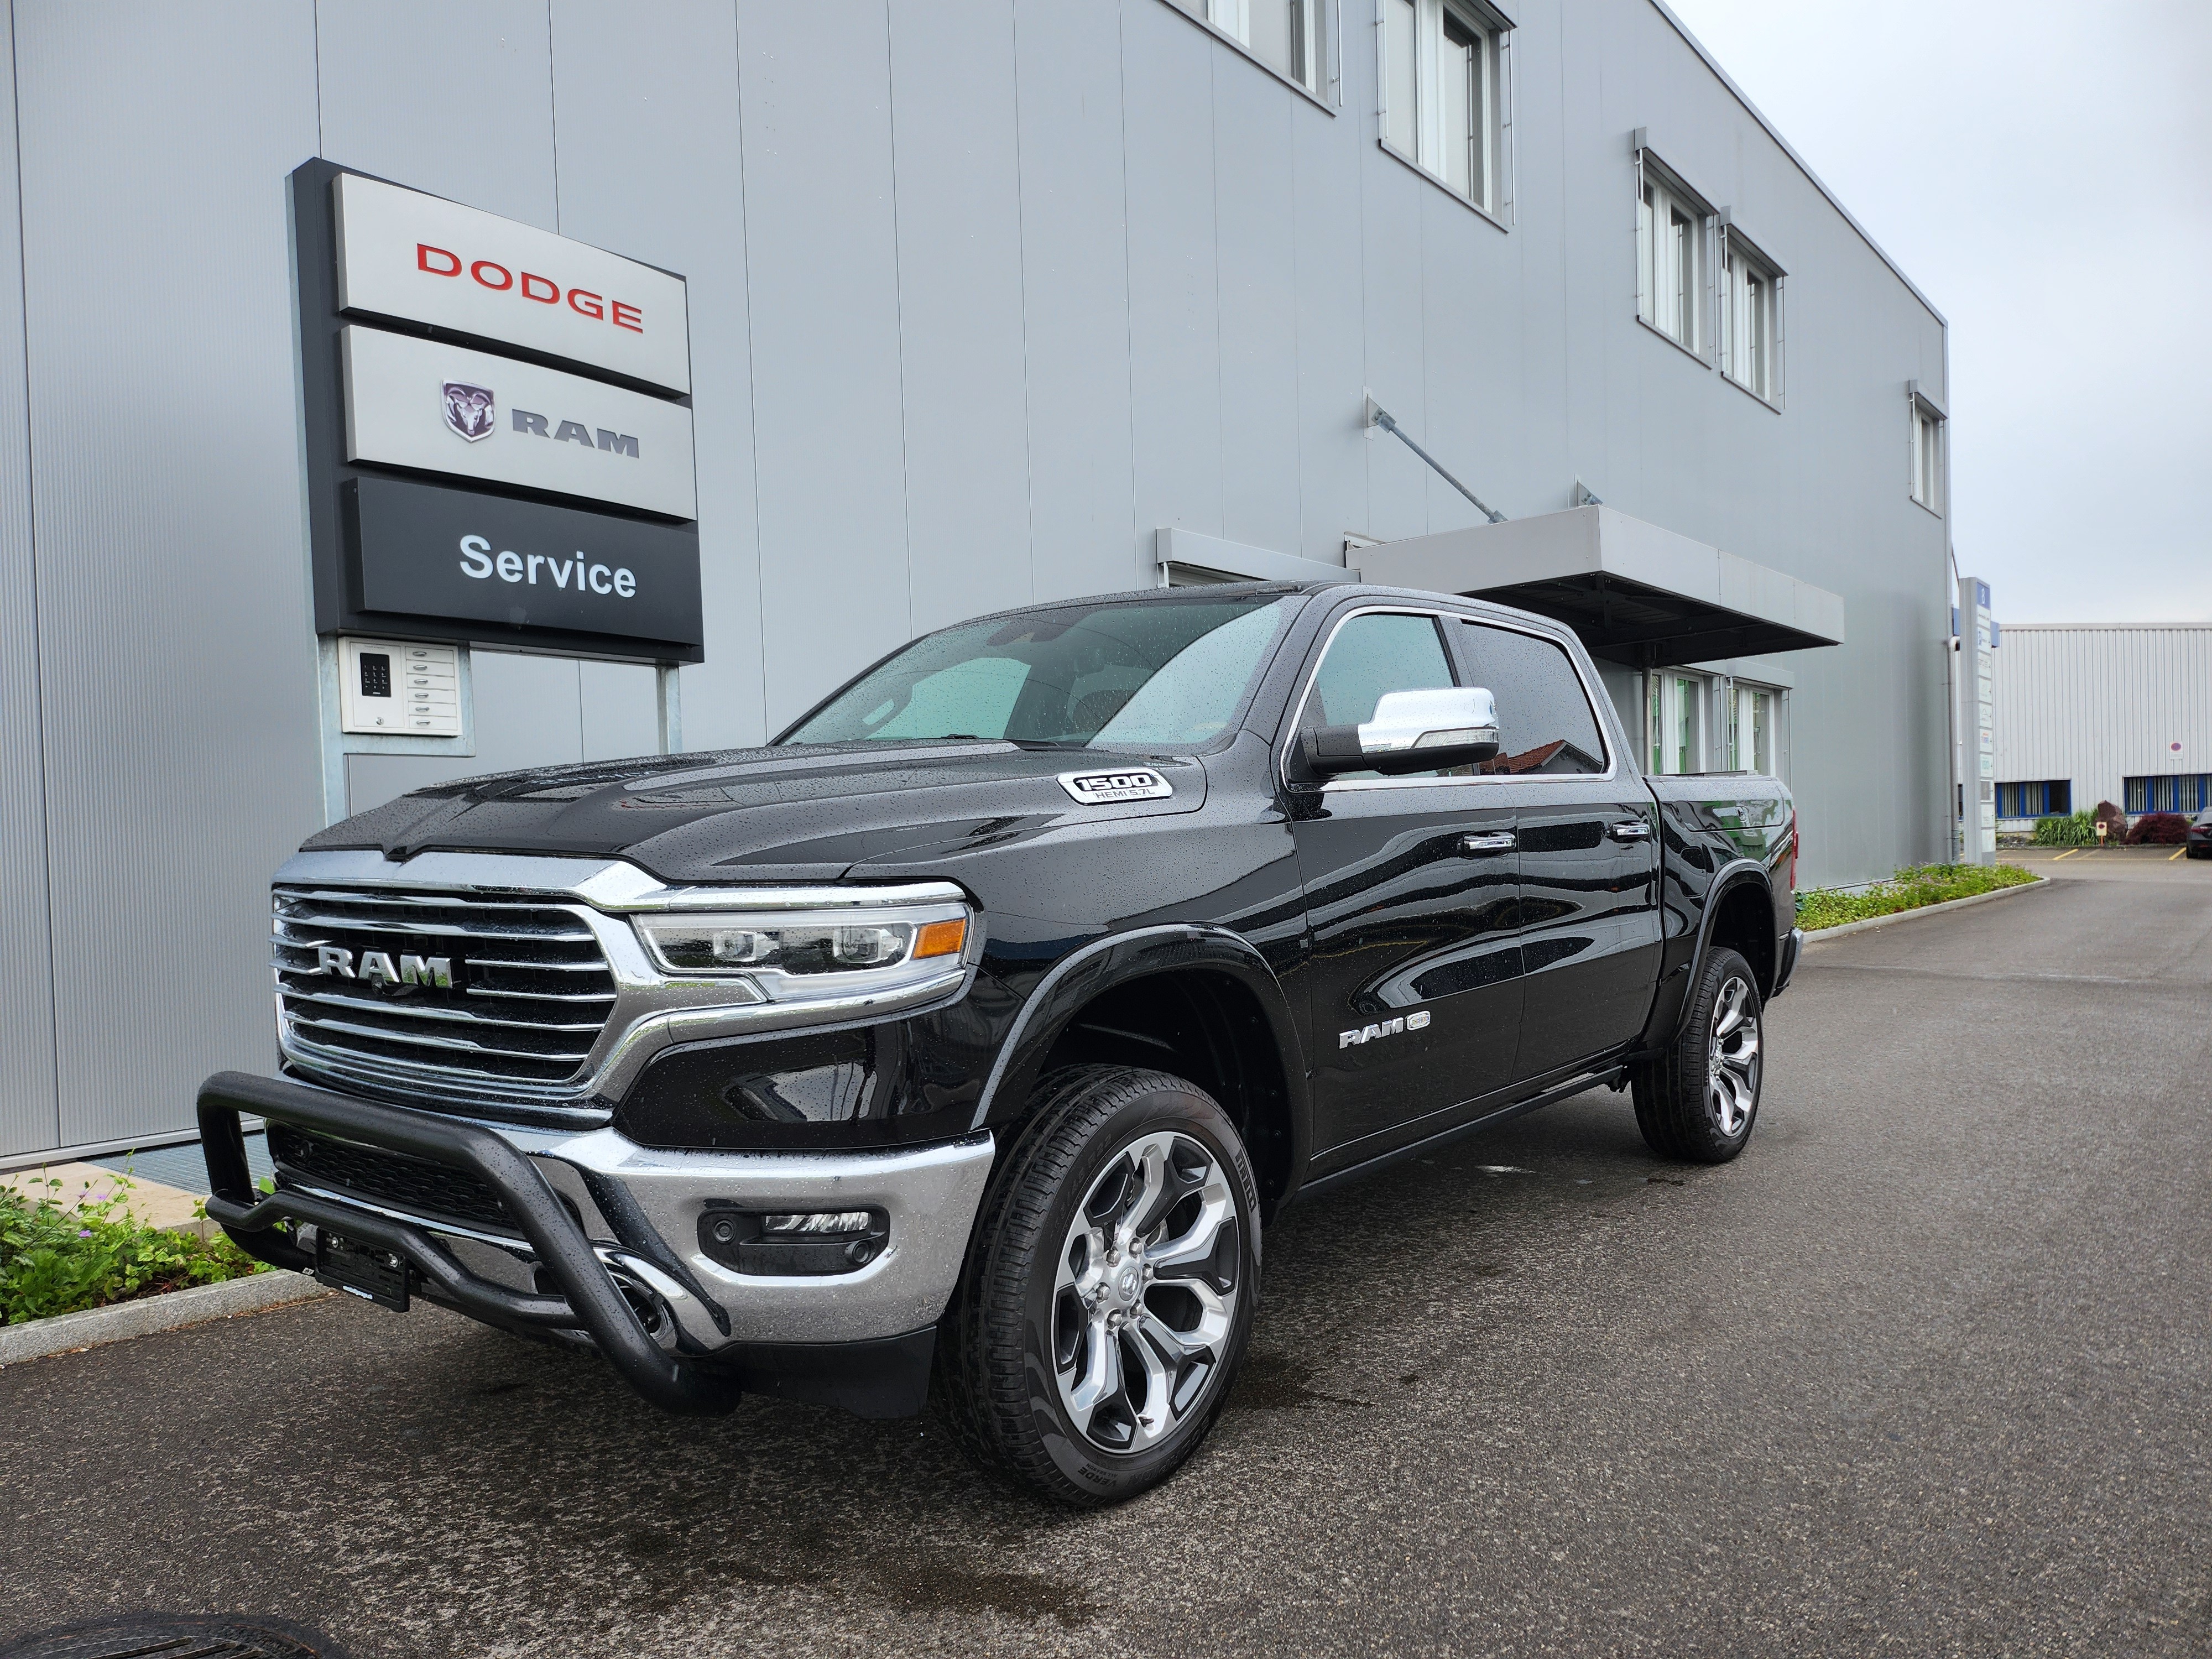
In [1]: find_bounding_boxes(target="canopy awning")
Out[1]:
[1358,505,1844,669]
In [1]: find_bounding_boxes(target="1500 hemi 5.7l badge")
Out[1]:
[1057,768,1175,805]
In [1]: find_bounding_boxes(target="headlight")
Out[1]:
[631,901,971,1002]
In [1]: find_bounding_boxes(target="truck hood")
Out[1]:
[304,740,1208,886]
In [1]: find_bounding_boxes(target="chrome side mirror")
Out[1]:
[1300,686,1502,779]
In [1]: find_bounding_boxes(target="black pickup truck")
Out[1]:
[202,581,1799,1505]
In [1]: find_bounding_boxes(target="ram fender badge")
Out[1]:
[1057,767,1173,805]
[1339,1009,1432,1048]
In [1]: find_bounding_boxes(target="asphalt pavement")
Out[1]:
[4,854,2209,1657]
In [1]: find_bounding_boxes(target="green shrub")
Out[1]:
[0,1171,265,1326]
[2032,811,2096,846]
[1796,862,2037,931]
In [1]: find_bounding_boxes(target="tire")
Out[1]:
[937,1065,1261,1506]
[1634,946,1764,1164]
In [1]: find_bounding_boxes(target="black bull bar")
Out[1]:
[198,1070,742,1415]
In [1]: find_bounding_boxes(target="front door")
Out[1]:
[1444,616,1663,1083]
[1288,608,1525,1159]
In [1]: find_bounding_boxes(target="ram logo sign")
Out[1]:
[1339,1009,1432,1049]
[310,945,454,989]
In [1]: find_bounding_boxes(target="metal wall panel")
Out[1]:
[1355,108,1436,543]
[1211,54,1302,562]
[1121,0,1224,552]
[1011,0,1140,603]
[14,1,322,1148]
[1416,185,1519,533]
[739,2,913,735]
[315,0,560,231]
[1287,55,1366,562]
[549,0,762,754]
[888,0,1034,634]
[0,0,58,1157]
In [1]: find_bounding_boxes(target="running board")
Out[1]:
[1293,1066,1627,1203]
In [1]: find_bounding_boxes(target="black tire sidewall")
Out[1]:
[1008,1074,1260,1503]
[1688,946,1762,1156]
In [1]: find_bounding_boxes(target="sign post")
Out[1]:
[1955,577,1996,866]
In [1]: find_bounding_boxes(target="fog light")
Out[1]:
[763,1210,874,1235]
[698,1207,889,1276]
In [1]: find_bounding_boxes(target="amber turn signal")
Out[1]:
[914,917,968,959]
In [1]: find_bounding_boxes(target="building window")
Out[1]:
[1910,391,1945,512]
[1719,228,1782,403]
[1171,0,1333,100]
[1381,0,1507,217]
[1636,155,1710,355]
[1646,671,1704,774]
[2125,774,2212,815]
[1996,780,2072,820]
[1723,682,1780,773]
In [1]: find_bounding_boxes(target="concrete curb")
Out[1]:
[1802,873,2052,946]
[0,1270,331,1366]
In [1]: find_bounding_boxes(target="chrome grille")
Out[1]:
[273,885,618,1091]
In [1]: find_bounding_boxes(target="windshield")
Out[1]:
[781,594,1298,750]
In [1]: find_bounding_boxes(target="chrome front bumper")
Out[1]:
[197,1071,994,1416]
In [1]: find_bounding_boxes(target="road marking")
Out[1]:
[2172,847,2187,861]
[2053,849,2078,860]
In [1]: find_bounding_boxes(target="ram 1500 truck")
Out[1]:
[201,581,1800,1505]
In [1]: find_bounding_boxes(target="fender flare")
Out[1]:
[1640,858,1777,1051]
[967,924,1312,1194]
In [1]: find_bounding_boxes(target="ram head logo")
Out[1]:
[442,381,496,442]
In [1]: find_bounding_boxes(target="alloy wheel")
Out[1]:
[1707,974,1761,1136]
[1051,1130,1241,1455]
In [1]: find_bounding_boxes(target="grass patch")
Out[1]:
[1,1170,267,1326]
[1796,863,2037,932]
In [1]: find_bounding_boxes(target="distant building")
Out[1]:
[1990,624,2212,826]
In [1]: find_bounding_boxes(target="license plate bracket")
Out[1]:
[314,1229,413,1312]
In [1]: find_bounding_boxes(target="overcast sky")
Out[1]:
[1663,0,2212,625]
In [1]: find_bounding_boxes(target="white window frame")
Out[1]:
[1633,143,1714,362]
[1720,679,1783,775]
[1718,219,1785,406]
[1908,383,1947,515]
[1645,668,1708,775]
[1166,0,1340,108]
[1377,0,1515,225]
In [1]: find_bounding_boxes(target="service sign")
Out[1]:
[341,326,697,519]
[347,476,703,654]
[333,172,691,394]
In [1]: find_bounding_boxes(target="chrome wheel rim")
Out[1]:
[1708,975,1761,1136]
[1051,1130,1242,1456]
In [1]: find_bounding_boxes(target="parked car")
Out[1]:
[200,581,1799,1505]
[2188,810,2212,858]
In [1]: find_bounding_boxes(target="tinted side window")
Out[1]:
[1301,612,1460,781]
[1456,622,1608,775]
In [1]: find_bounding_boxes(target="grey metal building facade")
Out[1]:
[1990,624,2212,826]
[0,0,1953,1161]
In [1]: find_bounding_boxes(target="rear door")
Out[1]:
[1287,607,1524,1157]
[1446,617,1663,1083]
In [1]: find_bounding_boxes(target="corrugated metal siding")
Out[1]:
[13,3,324,1153]
[0,0,1953,1156]
[0,0,58,1156]
[1990,625,2212,818]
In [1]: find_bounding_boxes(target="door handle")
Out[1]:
[1608,820,1653,841]
[1458,832,1516,856]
